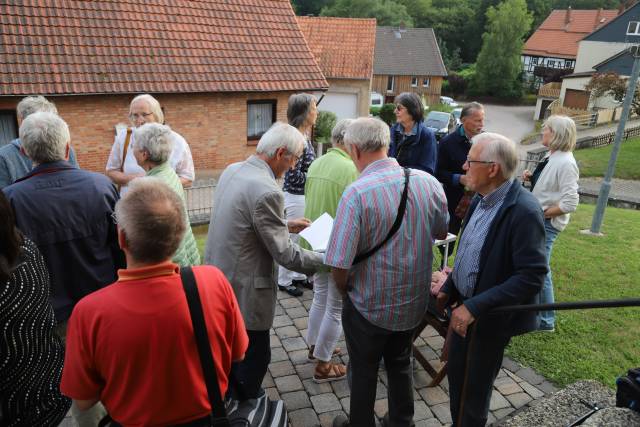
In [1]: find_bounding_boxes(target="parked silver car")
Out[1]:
[425,111,456,141]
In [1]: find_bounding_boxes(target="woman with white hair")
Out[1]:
[105,94,195,194]
[132,123,200,267]
[523,115,579,332]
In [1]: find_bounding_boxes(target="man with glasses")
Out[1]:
[436,132,547,426]
[105,94,194,194]
[204,122,324,403]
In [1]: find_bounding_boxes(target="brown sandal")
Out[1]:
[313,362,347,383]
[307,345,342,361]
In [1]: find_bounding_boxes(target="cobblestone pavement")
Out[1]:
[265,288,558,427]
[59,285,558,427]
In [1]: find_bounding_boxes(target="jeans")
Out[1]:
[306,272,343,361]
[227,330,271,401]
[277,192,307,285]
[343,297,414,427]
[538,219,560,329]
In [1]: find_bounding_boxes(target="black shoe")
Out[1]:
[278,284,303,297]
[292,278,313,290]
[332,414,350,427]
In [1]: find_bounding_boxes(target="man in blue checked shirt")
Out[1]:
[437,132,547,426]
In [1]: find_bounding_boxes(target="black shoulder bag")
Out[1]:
[352,167,411,265]
[181,267,231,427]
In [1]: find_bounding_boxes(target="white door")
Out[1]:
[318,92,358,120]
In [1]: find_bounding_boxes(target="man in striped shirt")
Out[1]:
[325,117,448,427]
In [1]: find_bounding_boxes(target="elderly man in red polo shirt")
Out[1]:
[61,178,248,426]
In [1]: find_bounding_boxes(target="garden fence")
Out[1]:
[185,179,216,226]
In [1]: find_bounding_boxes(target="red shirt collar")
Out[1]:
[117,261,179,282]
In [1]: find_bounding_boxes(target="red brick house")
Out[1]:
[297,16,376,119]
[0,0,328,172]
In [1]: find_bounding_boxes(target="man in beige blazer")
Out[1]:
[204,122,324,402]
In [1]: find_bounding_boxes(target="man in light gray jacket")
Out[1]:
[204,122,323,401]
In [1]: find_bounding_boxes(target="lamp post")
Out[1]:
[586,44,640,235]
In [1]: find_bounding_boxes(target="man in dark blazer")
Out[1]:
[437,132,547,426]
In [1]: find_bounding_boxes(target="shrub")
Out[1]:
[379,103,396,126]
[315,110,337,144]
[370,106,382,116]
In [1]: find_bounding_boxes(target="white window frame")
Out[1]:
[386,76,395,92]
[247,100,276,141]
[411,76,418,87]
[422,78,430,88]
[627,21,640,35]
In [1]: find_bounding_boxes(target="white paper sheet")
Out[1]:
[299,212,334,252]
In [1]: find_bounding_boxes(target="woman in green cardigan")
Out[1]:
[132,123,200,266]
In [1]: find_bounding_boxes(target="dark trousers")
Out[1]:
[448,324,510,427]
[343,297,414,427]
[227,329,271,401]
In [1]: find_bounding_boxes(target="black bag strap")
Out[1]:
[180,267,230,427]
[352,167,411,265]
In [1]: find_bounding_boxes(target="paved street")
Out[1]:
[482,104,536,147]
[262,288,557,427]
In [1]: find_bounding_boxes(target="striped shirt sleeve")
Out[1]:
[324,189,360,269]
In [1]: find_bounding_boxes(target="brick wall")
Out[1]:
[0,91,296,173]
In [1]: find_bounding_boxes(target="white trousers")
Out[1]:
[306,272,343,362]
[277,192,307,285]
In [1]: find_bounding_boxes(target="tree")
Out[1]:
[472,0,533,99]
[321,0,414,26]
[585,72,640,115]
[291,0,334,16]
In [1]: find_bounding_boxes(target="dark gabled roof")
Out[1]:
[583,1,640,42]
[374,27,447,77]
[0,0,328,96]
[297,16,376,80]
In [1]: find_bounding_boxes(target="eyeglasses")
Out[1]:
[288,152,301,163]
[465,157,495,166]
[129,112,154,121]
[394,104,405,111]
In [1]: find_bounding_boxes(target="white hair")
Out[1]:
[344,117,390,153]
[255,122,305,158]
[544,115,577,152]
[16,96,58,120]
[472,132,518,180]
[331,119,354,146]
[19,111,70,163]
[130,94,164,123]
[133,123,174,164]
[115,177,186,263]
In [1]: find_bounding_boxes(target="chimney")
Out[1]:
[594,8,603,28]
[565,6,572,25]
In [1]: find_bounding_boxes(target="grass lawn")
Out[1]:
[506,203,640,388]
[191,204,640,388]
[574,136,640,180]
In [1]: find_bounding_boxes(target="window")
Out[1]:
[411,77,418,87]
[386,76,395,92]
[247,100,276,142]
[565,60,573,68]
[548,60,556,68]
[628,21,640,35]
[422,78,430,88]
[0,110,18,146]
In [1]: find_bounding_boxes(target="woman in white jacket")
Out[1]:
[523,115,579,332]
